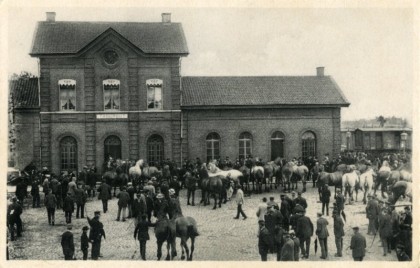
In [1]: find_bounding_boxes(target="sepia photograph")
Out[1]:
[3,1,416,263]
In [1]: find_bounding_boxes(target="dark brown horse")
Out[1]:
[174,215,199,261]
[208,176,224,209]
[154,218,177,260]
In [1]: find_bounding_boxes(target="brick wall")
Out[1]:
[14,110,40,170]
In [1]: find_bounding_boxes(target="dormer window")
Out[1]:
[59,79,76,111]
[146,79,163,110]
[103,79,120,110]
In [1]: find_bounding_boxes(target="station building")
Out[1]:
[12,12,350,173]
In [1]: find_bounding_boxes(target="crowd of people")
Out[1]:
[7,151,412,261]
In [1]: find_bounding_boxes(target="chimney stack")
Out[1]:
[316,66,325,77]
[162,13,171,23]
[46,12,56,22]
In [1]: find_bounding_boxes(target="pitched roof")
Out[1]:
[30,21,188,55]
[10,78,39,109]
[181,76,350,107]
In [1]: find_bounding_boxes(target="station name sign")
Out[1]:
[96,114,128,119]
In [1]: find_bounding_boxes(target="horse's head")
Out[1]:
[136,159,144,168]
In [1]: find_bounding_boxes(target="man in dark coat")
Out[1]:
[295,192,308,211]
[98,180,112,213]
[280,233,295,261]
[333,210,344,257]
[63,192,75,224]
[15,180,28,205]
[116,187,130,221]
[335,189,345,217]
[145,190,155,222]
[316,212,329,259]
[81,226,90,260]
[30,179,41,208]
[257,220,272,261]
[350,226,366,261]
[168,188,183,219]
[320,185,331,216]
[86,168,97,198]
[61,224,75,260]
[185,172,197,206]
[7,197,23,241]
[168,176,181,197]
[274,223,285,260]
[396,244,410,261]
[126,182,136,218]
[280,195,291,231]
[87,211,106,260]
[295,211,313,259]
[290,231,300,261]
[45,189,57,225]
[378,208,393,256]
[75,184,87,219]
[365,194,380,235]
[134,214,156,260]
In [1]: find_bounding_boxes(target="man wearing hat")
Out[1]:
[75,183,87,219]
[295,210,313,259]
[44,189,57,225]
[350,226,366,261]
[116,186,130,221]
[316,212,329,259]
[365,193,379,235]
[97,179,112,213]
[154,193,170,220]
[256,197,268,222]
[81,226,90,260]
[87,211,106,260]
[320,185,331,216]
[134,214,156,260]
[61,224,75,260]
[144,180,156,197]
[185,171,197,206]
[132,191,147,225]
[7,196,23,241]
[233,185,247,220]
[67,177,77,199]
[290,230,300,261]
[63,192,75,224]
[257,220,272,261]
[267,197,279,210]
[126,182,136,218]
[280,232,295,261]
[379,208,393,256]
[296,192,307,211]
[334,188,345,218]
[168,188,183,219]
[333,209,344,257]
[396,244,410,261]
[280,195,291,231]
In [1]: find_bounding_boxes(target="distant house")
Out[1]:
[341,127,412,153]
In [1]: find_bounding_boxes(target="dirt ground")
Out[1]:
[8,184,401,261]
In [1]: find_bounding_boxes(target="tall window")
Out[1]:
[271,131,285,160]
[355,131,363,148]
[394,133,401,149]
[239,132,252,159]
[104,136,122,160]
[103,79,120,110]
[206,132,220,161]
[147,135,164,164]
[147,79,163,110]
[59,79,76,111]
[60,136,77,171]
[375,132,383,149]
[301,131,316,158]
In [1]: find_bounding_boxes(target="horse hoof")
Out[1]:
[181,256,185,260]
[213,207,216,210]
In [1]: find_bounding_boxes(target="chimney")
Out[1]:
[316,66,325,77]
[162,13,171,23]
[46,12,56,22]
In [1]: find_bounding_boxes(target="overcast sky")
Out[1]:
[6,7,414,122]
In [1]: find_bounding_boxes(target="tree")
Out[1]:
[376,116,387,127]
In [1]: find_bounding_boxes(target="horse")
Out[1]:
[250,165,265,193]
[200,177,210,206]
[358,168,376,204]
[102,169,117,195]
[207,175,225,210]
[281,162,294,193]
[388,181,412,205]
[154,218,177,260]
[374,161,392,198]
[114,166,128,195]
[290,162,309,192]
[238,164,251,194]
[263,157,283,190]
[142,165,162,182]
[207,162,243,186]
[174,215,199,261]
[129,159,143,186]
[342,165,359,204]
[317,168,343,196]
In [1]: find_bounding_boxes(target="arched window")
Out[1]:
[60,136,77,171]
[206,132,220,161]
[239,132,253,160]
[302,131,316,158]
[271,131,285,160]
[104,135,122,160]
[147,135,164,164]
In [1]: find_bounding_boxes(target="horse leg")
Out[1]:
[165,241,171,260]
[181,237,189,261]
[219,193,222,208]
[302,175,307,193]
[189,236,195,261]
[180,240,186,260]
[157,240,163,260]
[212,193,217,210]
[171,238,177,259]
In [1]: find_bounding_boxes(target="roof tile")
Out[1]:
[10,78,39,109]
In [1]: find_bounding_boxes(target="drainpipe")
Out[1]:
[179,58,183,166]
[37,58,42,170]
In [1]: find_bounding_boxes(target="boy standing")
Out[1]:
[81,226,90,260]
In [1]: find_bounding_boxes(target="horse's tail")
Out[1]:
[188,224,199,237]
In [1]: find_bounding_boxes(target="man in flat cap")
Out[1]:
[61,224,75,260]
[316,212,329,259]
[365,193,379,235]
[350,226,366,261]
[257,220,272,261]
[87,211,106,260]
[81,226,90,260]
[333,209,344,257]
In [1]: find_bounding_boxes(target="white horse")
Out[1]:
[207,162,243,185]
[129,159,144,184]
[359,168,376,204]
[289,162,309,192]
[251,165,265,193]
[342,165,359,204]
